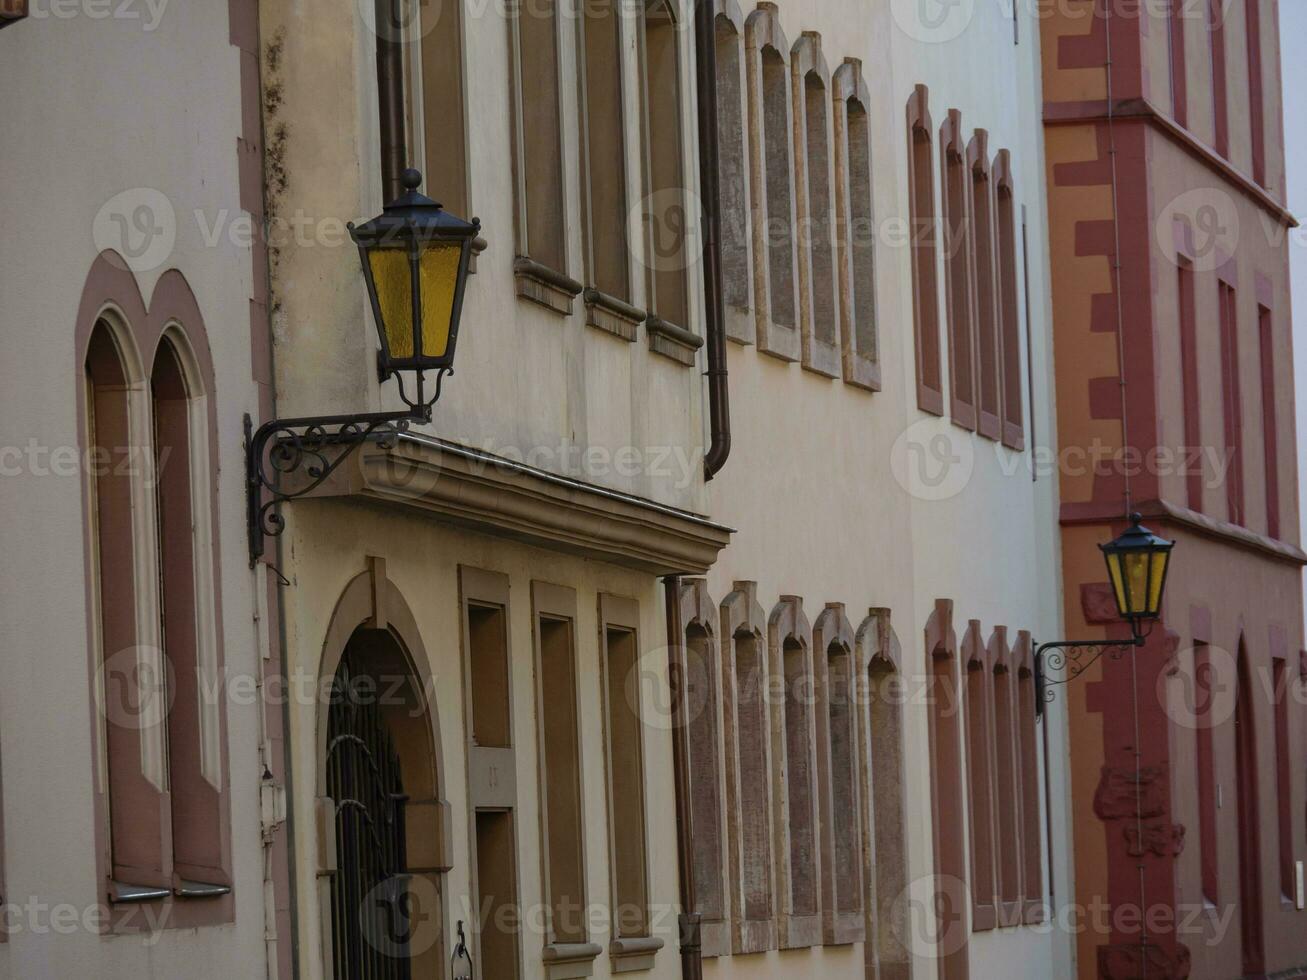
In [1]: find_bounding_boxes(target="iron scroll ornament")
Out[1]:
[244,368,450,565]
[1033,630,1151,719]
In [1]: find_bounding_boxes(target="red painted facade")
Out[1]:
[1040,2,1305,977]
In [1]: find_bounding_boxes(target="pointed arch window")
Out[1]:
[833,59,879,391]
[941,110,977,430]
[925,600,969,973]
[86,318,172,897]
[714,0,754,343]
[152,331,226,891]
[994,150,1024,450]
[1014,632,1045,922]
[963,621,997,930]
[968,132,1001,441]
[767,596,819,948]
[720,581,775,954]
[679,579,730,957]
[988,628,1021,924]
[859,610,911,977]
[813,604,864,945]
[906,85,943,414]
[744,3,799,361]
[790,33,840,378]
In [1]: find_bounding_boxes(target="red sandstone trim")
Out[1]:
[1042,98,1297,227]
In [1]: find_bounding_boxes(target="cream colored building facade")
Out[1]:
[0,1,1074,979]
[0,2,282,978]
[257,0,1076,975]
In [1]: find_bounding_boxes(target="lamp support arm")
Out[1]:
[1034,632,1146,719]
[245,406,428,566]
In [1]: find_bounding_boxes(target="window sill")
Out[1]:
[584,288,644,342]
[542,941,603,980]
[109,881,172,904]
[175,879,232,899]
[609,936,664,973]
[646,315,704,366]
[515,256,582,316]
[842,351,882,392]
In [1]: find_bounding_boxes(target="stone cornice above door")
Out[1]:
[325,434,732,575]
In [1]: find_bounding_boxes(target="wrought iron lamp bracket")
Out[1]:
[245,368,451,566]
[1034,628,1149,719]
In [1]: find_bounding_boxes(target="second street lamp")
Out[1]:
[1034,514,1176,717]
[245,169,481,565]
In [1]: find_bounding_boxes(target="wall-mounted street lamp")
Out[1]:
[245,169,481,565]
[1035,514,1175,717]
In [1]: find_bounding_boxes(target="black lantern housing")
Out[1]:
[246,168,482,565]
[349,168,481,395]
[1100,513,1174,624]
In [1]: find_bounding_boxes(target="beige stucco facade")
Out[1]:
[0,3,277,978]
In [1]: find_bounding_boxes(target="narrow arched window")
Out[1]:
[720,582,775,954]
[906,85,943,413]
[715,0,753,341]
[1014,632,1045,921]
[834,59,878,390]
[86,318,170,897]
[963,621,997,930]
[994,150,1025,450]
[152,333,226,892]
[969,131,1001,441]
[860,611,910,977]
[679,579,730,957]
[941,109,977,430]
[745,3,798,361]
[768,596,818,947]
[925,600,969,972]
[989,629,1021,924]
[813,604,863,945]
[791,34,839,378]
[579,0,636,339]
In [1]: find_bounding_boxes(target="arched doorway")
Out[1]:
[317,562,450,980]
[326,644,412,978]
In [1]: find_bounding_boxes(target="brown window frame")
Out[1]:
[678,578,731,958]
[907,84,943,414]
[963,621,998,931]
[833,59,880,391]
[720,581,776,955]
[941,109,978,430]
[766,595,821,949]
[968,132,1001,441]
[993,150,1024,450]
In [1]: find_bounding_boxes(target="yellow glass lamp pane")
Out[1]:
[1148,551,1169,614]
[418,242,461,359]
[1106,554,1127,616]
[369,248,415,359]
[1123,552,1150,617]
